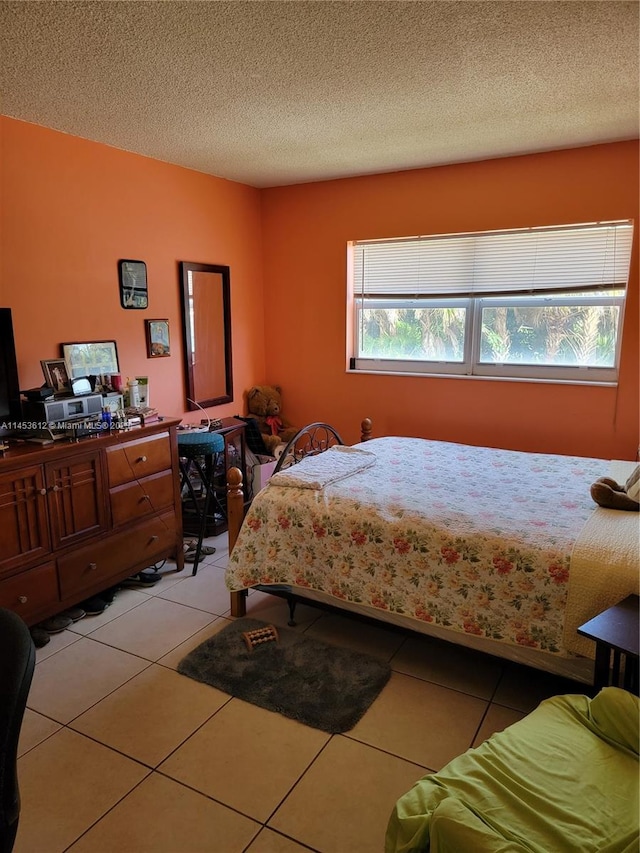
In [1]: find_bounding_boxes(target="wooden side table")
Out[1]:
[578,595,639,695]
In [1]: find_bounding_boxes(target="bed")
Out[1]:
[225,420,639,682]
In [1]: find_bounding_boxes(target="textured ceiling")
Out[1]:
[1,1,638,188]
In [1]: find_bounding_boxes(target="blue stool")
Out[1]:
[177,431,225,575]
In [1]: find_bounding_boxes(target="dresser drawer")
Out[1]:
[110,470,175,527]
[0,562,59,621]
[107,432,172,487]
[58,513,177,598]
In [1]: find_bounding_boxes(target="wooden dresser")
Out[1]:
[0,418,184,626]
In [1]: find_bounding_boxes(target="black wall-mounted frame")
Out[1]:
[118,259,148,309]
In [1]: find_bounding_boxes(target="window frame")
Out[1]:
[349,222,632,385]
[355,297,472,375]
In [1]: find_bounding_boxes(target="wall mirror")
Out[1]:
[179,261,233,410]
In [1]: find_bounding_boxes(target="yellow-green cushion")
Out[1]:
[429,798,527,852]
[386,688,639,853]
[589,686,639,755]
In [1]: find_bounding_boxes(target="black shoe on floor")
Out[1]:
[38,614,73,634]
[30,627,51,648]
[80,596,108,615]
[120,571,160,589]
[97,586,119,604]
[60,606,86,622]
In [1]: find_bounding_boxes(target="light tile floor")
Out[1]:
[16,533,588,853]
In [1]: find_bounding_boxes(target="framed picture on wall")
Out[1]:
[118,259,148,309]
[145,319,170,357]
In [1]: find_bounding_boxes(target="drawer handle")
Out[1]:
[39,488,47,496]
[150,535,159,543]
[140,494,151,502]
[138,455,148,463]
[88,562,97,571]
[51,485,60,493]
[17,595,28,604]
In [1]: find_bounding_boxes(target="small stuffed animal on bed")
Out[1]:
[246,385,299,455]
[590,465,640,511]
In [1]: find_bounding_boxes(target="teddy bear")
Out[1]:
[590,465,639,511]
[246,385,299,455]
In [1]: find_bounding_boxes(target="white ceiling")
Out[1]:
[1,1,638,188]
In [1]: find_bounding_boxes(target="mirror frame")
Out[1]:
[179,261,233,410]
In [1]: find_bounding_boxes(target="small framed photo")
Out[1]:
[146,319,170,357]
[119,259,148,309]
[41,359,72,395]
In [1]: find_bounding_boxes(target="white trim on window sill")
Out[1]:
[345,367,618,388]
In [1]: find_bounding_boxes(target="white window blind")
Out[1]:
[353,221,633,299]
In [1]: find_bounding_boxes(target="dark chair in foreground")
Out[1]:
[0,608,36,853]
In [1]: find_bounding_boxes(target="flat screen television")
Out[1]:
[0,308,22,437]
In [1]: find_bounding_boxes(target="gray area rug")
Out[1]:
[177,618,391,733]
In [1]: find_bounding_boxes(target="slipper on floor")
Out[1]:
[184,549,216,563]
[183,542,216,559]
[184,540,217,555]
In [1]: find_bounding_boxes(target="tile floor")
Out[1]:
[16,533,589,853]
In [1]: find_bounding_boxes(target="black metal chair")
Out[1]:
[0,608,36,853]
[178,430,226,575]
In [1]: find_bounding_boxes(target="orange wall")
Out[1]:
[261,142,639,457]
[1,119,638,459]
[0,116,266,424]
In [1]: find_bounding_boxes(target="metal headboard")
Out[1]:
[272,422,344,475]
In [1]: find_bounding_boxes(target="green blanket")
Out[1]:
[386,688,639,853]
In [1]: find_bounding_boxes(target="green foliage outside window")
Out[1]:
[360,303,619,367]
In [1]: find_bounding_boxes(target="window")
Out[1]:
[350,221,633,383]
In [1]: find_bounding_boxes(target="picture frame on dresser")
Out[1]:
[40,358,72,395]
[61,340,119,381]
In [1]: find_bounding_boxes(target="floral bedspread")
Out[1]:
[226,437,607,655]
